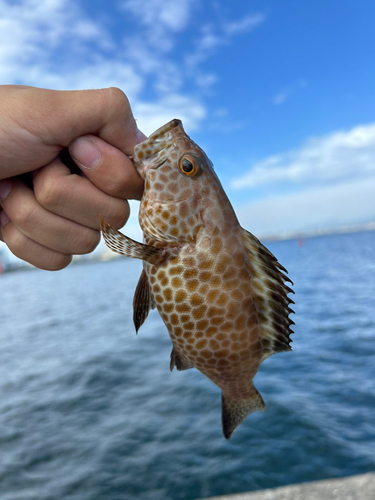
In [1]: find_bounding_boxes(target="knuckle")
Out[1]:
[75,230,100,255]
[107,87,131,111]
[2,222,24,254]
[100,176,123,198]
[102,162,141,199]
[35,174,63,212]
[106,204,130,230]
[2,221,72,271]
[46,254,72,271]
[12,201,38,228]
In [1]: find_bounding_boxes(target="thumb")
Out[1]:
[69,134,145,200]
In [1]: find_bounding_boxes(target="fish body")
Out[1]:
[100,119,294,438]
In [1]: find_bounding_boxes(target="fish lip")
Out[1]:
[147,158,168,171]
[136,156,168,178]
[153,196,191,204]
[133,119,183,163]
[146,195,192,210]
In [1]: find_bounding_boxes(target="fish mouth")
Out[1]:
[153,196,191,205]
[135,155,168,179]
[133,119,184,163]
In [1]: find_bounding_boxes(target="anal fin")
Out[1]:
[222,387,266,439]
[133,269,151,333]
[170,347,193,372]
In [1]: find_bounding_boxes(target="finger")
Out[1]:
[1,179,100,255]
[68,134,144,200]
[0,209,10,241]
[33,157,131,230]
[1,217,72,271]
[45,87,147,154]
[0,86,147,177]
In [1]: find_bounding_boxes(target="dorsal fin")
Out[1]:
[241,229,295,360]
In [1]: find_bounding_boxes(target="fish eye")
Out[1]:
[178,154,202,177]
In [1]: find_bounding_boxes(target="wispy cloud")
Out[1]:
[232,123,375,189]
[0,0,268,264]
[272,80,307,105]
[231,122,375,235]
[186,13,266,69]
[120,0,194,33]
[0,0,266,134]
[223,13,266,36]
[0,0,112,81]
[133,95,206,135]
[235,176,375,237]
[273,90,289,105]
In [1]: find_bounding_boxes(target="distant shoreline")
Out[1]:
[261,222,375,242]
[1,223,375,273]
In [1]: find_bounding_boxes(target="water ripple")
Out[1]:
[1,232,375,499]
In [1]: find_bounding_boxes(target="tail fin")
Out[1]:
[222,388,266,439]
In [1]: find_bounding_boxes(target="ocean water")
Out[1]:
[0,231,374,500]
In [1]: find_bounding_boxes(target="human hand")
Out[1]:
[0,85,145,270]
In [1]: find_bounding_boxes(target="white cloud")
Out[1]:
[134,95,206,135]
[272,80,307,106]
[273,90,289,105]
[21,61,144,102]
[223,13,266,36]
[194,73,218,89]
[0,0,113,84]
[231,122,375,235]
[0,0,267,136]
[120,0,194,32]
[232,123,375,189]
[199,28,223,52]
[0,0,208,132]
[186,13,266,70]
[235,177,375,237]
[120,0,196,58]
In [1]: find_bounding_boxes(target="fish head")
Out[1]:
[133,119,223,243]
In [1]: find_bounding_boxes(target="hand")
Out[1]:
[0,85,145,270]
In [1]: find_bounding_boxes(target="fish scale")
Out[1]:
[100,119,294,439]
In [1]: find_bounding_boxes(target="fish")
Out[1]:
[100,119,294,439]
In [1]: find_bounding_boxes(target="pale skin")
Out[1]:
[0,85,146,270]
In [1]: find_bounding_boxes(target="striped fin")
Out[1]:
[133,269,151,333]
[99,216,165,264]
[241,229,295,360]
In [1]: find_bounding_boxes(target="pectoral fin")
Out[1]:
[99,216,164,264]
[133,270,152,333]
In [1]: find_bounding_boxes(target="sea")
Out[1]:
[0,230,374,500]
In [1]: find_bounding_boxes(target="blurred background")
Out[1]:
[0,1,374,499]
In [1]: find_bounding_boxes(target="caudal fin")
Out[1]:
[222,388,266,439]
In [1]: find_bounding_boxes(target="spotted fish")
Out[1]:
[100,119,294,439]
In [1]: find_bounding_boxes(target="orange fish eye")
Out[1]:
[178,154,202,177]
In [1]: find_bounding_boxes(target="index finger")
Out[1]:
[0,86,145,177]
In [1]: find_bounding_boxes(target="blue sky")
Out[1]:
[1,0,375,252]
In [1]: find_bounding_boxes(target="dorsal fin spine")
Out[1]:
[241,228,294,359]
